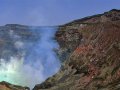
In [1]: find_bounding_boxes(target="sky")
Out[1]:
[0,0,120,88]
[0,0,120,26]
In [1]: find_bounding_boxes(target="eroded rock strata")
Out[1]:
[33,9,120,90]
[0,81,30,90]
[0,9,120,90]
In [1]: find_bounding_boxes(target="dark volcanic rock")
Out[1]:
[55,27,83,62]
[0,81,30,90]
[0,9,120,90]
[33,9,120,90]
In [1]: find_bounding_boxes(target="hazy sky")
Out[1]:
[0,0,120,26]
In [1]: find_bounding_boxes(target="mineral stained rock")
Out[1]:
[33,9,120,90]
[0,9,120,90]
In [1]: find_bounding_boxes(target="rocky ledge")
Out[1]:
[33,9,120,90]
[0,9,120,90]
[0,81,29,90]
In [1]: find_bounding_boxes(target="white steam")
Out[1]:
[0,27,60,89]
[0,56,44,88]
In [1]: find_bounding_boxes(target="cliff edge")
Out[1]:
[0,9,120,90]
[33,9,120,90]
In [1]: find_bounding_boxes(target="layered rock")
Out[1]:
[33,9,120,90]
[0,9,120,90]
[0,81,30,90]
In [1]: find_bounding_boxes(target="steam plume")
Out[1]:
[0,26,60,89]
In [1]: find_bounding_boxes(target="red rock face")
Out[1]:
[0,85,11,90]
[33,9,120,90]
[67,22,120,90]
[0,9,120,90]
